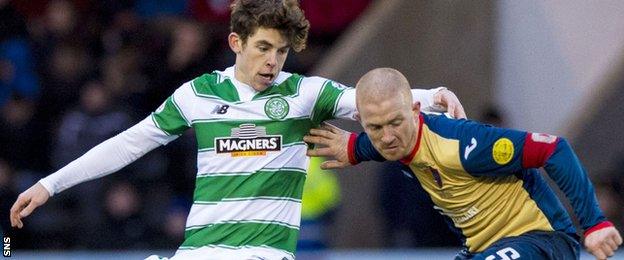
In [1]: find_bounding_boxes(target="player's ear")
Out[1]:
[228,33,242,53]
[354,112,361,122]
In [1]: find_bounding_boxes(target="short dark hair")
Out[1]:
[230,0,310,52]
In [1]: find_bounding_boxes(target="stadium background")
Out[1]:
[1,0,623,258]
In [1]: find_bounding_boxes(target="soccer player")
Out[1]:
[9,1,465,259]
[304,68,622,259]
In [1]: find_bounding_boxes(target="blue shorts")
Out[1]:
[455,231,580,260]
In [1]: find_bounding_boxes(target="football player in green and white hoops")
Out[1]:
[10,0,465,259]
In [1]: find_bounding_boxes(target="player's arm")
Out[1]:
[334,86,466,121]
[451,117,622,259]
[10,83,194,229]
[540,138,622,258]
[10,116,175,228]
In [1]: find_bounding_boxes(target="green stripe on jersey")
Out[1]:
[192,73,241,102]
[153,96,191,135]
[253,74,303,100]
[311,80,346,125]
[182,222,299,254]
[194,169,306,202]
[193,117,313,150]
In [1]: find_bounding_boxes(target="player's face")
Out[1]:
[359,96,419,161]
[229,27,290,92]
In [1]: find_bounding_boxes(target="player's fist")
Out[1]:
[434,88,467,119]
[584,226,622,259]
[10,182,50,229]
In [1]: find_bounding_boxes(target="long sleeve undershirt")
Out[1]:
[39,116,176,196]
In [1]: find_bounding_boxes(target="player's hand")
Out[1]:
[434,88,467,119]
[304,122,352,169]
[584,226,622,259]
[10,182,50,229]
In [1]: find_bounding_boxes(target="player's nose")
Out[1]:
[381,128,396,143]
[266,51,277,67]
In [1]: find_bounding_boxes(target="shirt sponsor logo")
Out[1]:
[492,138,514,165]
[434,205,481,224]
[215,124,282,157]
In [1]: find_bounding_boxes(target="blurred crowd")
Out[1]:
[0,0,371,250]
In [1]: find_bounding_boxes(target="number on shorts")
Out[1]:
[484,247,520,260]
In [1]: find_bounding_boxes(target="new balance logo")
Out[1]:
[464,137,477,160]
[212,104,230,114]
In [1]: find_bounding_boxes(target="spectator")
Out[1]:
[93,180,151,249]
[0,97,47,172]
[0,1,40,107]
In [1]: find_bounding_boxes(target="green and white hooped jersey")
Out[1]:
[152,67,352,258]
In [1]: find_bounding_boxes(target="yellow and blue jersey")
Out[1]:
[351,113,606,253]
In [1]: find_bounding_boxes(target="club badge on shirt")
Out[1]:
[264,97,289,120]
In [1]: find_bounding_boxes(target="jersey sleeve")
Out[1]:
[151,82,194,135]
[543,138,606,231]
[311,79,349,125]
[430,115,605,230]
[444,117,528,175]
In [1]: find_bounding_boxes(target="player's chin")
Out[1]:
[380,149,403,161]
[252,81,272,92]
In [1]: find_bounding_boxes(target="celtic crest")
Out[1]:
[264,97,289,120]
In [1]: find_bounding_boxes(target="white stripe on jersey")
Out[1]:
[185,198,302,230]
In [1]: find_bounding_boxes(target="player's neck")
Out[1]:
[399,114,423,164]
[233,66,254,89]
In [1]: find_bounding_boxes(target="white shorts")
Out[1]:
[145,246,294,260]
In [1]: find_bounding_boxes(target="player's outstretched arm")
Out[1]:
[334,87,466,121]
[304,123,352,169]
[10,182,49,229]
[584,225,622,259]
[9,116,174,229]
[535,137,622,259]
